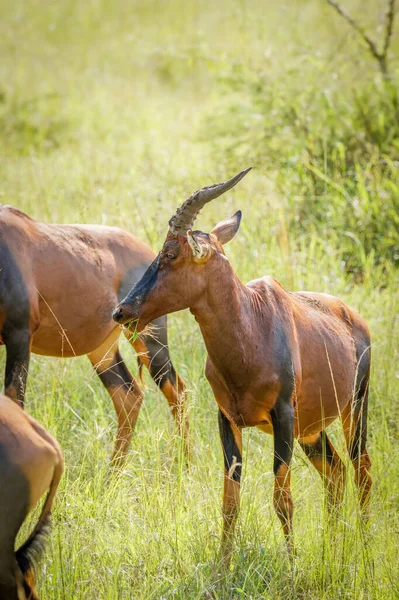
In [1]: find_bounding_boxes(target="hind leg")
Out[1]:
[125,316,190,456]
[0,248,34,407]
[342,338,372,513]
[2,323,31,407]
[341,393,372,514]
[88,330,144,467]
[299,431,346,510]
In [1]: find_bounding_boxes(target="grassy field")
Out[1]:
[1,0,399,598]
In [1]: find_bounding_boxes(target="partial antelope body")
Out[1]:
[114,168,372,564]
[0,393,63,599]
[0,206,188,465]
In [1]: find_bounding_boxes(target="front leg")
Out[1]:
[125,319,190,460]
[270,397,295,554]
[88,331,144,468]
[218,409,242,568]
[3,324,31,406]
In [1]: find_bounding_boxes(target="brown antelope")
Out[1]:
[0,393,63,599]
[113,168,372,564]
[0,206,188,466]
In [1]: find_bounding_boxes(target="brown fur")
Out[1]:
[115,215,372,564]
[0,206,188,463]
[0,394,63,599]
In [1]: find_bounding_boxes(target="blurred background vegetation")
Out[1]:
[0,1,398,598]
[1,0,398,277]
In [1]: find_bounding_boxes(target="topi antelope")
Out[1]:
[0,206,188,466]
[0,393,63,599]
[113,168,372,564]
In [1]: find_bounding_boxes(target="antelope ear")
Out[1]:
[210,210,242,245]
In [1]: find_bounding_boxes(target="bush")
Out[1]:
[204,63,399,275]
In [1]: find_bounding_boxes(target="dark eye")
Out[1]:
[166,251,177,260]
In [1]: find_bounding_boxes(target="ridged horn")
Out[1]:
[168,167,252,235]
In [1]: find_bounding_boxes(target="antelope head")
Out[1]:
[112,167,252,330]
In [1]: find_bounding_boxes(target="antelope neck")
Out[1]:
[190,256,268,382]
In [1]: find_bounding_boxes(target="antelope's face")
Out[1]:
[113,213,242,330]
[112,167,251,330]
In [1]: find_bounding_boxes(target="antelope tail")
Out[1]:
[15,515,52,576]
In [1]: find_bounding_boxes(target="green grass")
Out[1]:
[1,0,399,597]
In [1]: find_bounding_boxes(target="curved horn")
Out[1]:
[168,167,252,235]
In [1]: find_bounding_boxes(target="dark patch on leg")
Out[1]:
[270,401,294,474]
[147,347,177,389]
[0,241,31,327]
[2,326,31,406]
[340,334,372,512]
[218,410,242,483]
[270,333,295,478]
[342,357,372,512]
[0,241,32,405]
[349,335,371,462]
[270,397,295,551]
[348,424,361,462]
[300,431,346,509]
[269,320,295,474]
[300,431,334,465]
[273,320,296,398]
[139,315,177,388]
[348,403,369,462]
[348,376,370,462]
[218,410,242,567]
[355,337,371,391]
[125,316,190,457]
[95,350,135,393]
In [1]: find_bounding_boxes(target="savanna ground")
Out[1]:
[1,0,399,598]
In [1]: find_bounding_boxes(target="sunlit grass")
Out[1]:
[6,263,397,599]
[1,0,398,598]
